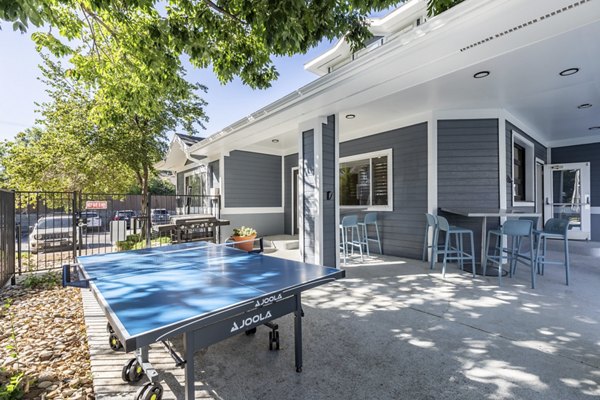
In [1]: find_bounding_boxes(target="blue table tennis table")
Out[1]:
[63,241,344,400]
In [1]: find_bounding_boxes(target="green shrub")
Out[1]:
[0,371,25,400]
[21,272,60,289]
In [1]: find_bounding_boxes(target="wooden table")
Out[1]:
[440,208,541,275]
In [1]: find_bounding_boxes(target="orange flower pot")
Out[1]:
[231,234,256,252]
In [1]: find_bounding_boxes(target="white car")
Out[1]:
[80,211,103,228]
[29,216,80,254]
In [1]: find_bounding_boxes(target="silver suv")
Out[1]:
[151,209,171,225]
[29,216,79,254]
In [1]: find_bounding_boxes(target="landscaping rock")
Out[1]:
[0,282,94,399]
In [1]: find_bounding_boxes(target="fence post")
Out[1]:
[146,193,152,248]
[72,191,78,260]
[9,191,16,285]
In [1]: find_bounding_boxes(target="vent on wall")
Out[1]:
[459,0,593,53]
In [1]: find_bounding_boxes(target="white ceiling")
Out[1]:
[194,0,600,157]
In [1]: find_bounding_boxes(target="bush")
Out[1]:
[21,272,60,289]
[117,234,171,251]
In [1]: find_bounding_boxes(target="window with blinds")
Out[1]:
[339,150,392,210]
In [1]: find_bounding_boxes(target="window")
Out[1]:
[511,132,535,205]
[339,149,392,211]
[513,143,526,202]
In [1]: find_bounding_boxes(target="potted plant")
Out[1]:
[231,226,257,252]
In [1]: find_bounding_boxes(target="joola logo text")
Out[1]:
[255,293,283,307]
[231,311,272,333]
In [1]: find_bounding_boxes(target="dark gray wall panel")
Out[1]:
[506,121,547,207]
[220,213,284,239]
[552,143,600,241]
[438,119,499,254]
[224,151,282,208]
[340,122,428,259]
[302,130,316,263]
[322,115,337,267]
[284,153,298,235]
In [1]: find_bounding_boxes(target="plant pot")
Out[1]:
[231,234,256,252]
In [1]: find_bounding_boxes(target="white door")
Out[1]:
[544,162,591,240]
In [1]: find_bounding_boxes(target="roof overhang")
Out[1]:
[189,0,600,157]
[155,135,207,171]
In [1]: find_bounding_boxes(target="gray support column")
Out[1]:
[298,115,339,267]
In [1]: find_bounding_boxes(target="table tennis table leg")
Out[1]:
[183,332,195,400]
[294,293,303,373]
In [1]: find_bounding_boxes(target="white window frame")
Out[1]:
[512,131,535,207]
[339,148,393,212]
[183,167,207,196]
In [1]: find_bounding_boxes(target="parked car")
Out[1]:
[113,210,137,229]
[151,209,171,225]
[29,215,79,254]
[79,211,103,229]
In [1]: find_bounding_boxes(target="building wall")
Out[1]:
[322,115,337,267]
[505,120,547,211]
[223,150,282,208]
[302,130,316,263]
[284,153,299,235]
[437,119,500,253]
[220,213,284,239]
[340,122,428,259]
[551,143,600,241]
[208,160,220,192]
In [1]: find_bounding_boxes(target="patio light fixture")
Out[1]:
[345,114,356,119]
[473,71,490,79]
[271,139,280,143]
[559,68,579,76]
[577,103,592,109]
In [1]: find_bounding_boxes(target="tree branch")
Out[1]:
[202,0,246,25]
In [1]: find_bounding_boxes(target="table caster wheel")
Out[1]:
[296,367,302,373]
[135,382,163,400]
[245,327,257,336]
[269,330,280,351]
[109,333,123,351]
[128,359,144,382]
[107,323,114,333]
[121,358,136,382]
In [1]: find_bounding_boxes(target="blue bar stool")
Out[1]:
[434,216,476,278]
[358,212,382,256]
[339,215,363,264]
[534,218,570,285]
[484,219,535,288]
[422,213,439,268]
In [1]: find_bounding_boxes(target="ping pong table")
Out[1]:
[63,241,344,400]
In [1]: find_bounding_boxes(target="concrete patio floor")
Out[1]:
[84,245,600,399]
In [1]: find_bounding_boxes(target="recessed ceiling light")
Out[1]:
[345,114,356,119]
[589,126,600,131]
[271,139,279,143]
[559,68,579,76]
[473,71,490,79]
[578,103,592,109]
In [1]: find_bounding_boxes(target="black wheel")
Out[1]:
[296,367,302,373]
[128,359,144,383]
[274,331,280,350]
[245,327,257,336]
[269,331,280,351]
[121,358,136,382]
[269,331,273,350]
[136,383,163,400]
[109,333,123,351]
[106,323,114,333]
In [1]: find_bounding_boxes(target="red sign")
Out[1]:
[85,201,108,210]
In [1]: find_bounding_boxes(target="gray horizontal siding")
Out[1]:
[224,151,282,208]
[220,213,284,239]
[340,122,428,259]
[284,153,298,235]
[438,119,500,254]
[506,121,547,209]
[322,115,336,267]
[302,130,316,263]
[552,143,600,241]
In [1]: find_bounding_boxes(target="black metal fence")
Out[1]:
[13,191,222,275]
[0,190,16,286]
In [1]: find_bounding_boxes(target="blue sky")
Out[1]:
[0,24,334,142]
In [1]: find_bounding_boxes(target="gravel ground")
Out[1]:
[0,276,94,399]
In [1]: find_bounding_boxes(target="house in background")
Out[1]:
[158,0,600,268]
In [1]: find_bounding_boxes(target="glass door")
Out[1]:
[544,162,591,240]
